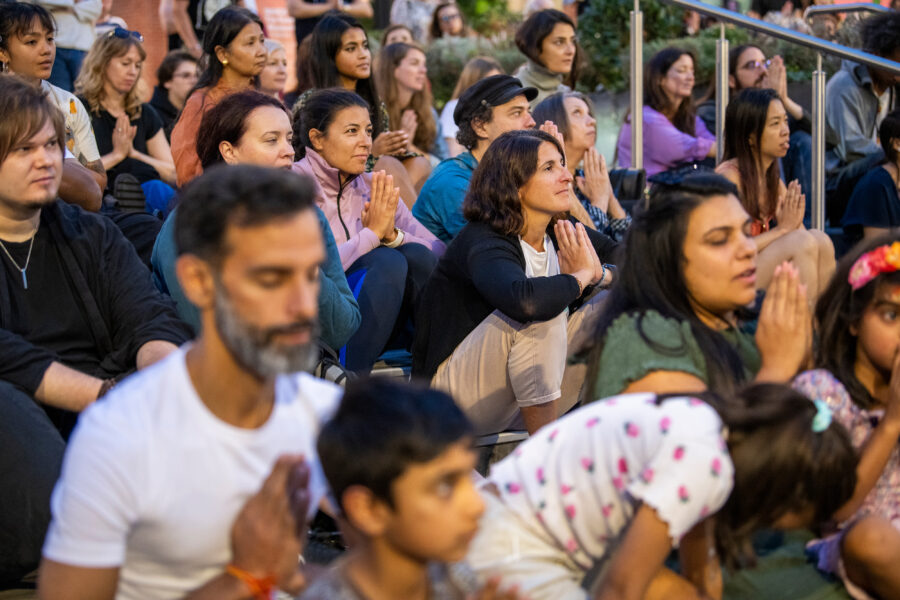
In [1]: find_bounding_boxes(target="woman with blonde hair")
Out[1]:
[440,56,503,157]
[374,41,447,184]
[75,27,176,215]
[259,38,288,99]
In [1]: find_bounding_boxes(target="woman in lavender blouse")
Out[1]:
[617,47,716,176]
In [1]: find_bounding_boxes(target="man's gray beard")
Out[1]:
[213,287,320,379]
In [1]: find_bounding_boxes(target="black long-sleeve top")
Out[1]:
[412,218,618,379]
[0,200,191,395]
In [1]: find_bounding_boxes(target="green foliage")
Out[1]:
[425,36,524,108]
[577,0,685,93]
[456,0,519,33]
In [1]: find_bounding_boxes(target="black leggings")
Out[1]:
[0,382,65,586]
[343,244,437,373]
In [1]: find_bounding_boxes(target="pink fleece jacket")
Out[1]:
[292,149,446,270]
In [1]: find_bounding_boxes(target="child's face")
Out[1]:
[384,441,484,563]
[855,283,900,374]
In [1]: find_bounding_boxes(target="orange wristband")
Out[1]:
[225,564,275,600]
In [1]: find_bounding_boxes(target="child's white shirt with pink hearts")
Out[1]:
[487,393,734,570]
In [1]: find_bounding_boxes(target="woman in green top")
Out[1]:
[587,173,812,399]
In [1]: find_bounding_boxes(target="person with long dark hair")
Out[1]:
[293,88,443,373]
[513,9,580,108]
[413,129,618,436]
[533,91,631,240]
[586,174,810,401]
[716,87,835,301]
[293,12,425,206]
[170,6,266,186]
[616,47,715,176]
[792,232,900,600]
[428,2,470,41]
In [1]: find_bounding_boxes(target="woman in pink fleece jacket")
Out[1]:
[293,88,445,372]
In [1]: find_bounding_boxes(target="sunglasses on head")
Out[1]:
[107,28,144,43]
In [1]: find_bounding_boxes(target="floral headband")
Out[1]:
[848,241,900,290]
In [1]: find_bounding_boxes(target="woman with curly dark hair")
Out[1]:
[413,129,618,436]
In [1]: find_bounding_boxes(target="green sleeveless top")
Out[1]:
[591,309,761,400]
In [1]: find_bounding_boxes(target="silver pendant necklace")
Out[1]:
[0,224,38,290]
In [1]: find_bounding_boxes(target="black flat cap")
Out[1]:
[453,74,538,126]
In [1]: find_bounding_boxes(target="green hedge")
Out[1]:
[425,36,525,109]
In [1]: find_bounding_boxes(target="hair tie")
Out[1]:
[811,399,832,433]
[848,241,900,290]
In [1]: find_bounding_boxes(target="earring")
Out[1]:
[221,59,229,66]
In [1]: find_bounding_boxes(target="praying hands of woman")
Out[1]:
[361,170,400,242]
[555,219,602,294]
[775,179,805,232]
[755,261,812,383]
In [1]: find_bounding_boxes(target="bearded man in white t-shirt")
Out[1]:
[38,164,341,600]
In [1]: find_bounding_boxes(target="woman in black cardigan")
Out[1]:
[412,129,618,436]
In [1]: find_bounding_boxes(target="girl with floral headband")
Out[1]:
[793,232,900,599]
[465,384,855,599]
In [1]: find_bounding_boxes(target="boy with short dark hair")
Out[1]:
[304,378,518,600]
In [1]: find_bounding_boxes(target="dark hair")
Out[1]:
[463,129,565,236]
[722,88,782,221]
[156,50,197,87]
[197,90,289,169]
[514,9,580,89]
[194,7,264,92]
[174,164,315,265]
[815,232,900,411]
[704,383,856,568]
[585,174,747,398]
[860,11,900,57]
[456,101,494,150]
[0,75,65,166]
[532,90,594,143]
[292,88,369,158]
[728,44,764,81]
[0,2,55,72]
[645,47,697,136]
[879,109,900,165]
[305,13,382,138]
[374,43,436,150]
[429,2,468,41]
[317,377,474,511]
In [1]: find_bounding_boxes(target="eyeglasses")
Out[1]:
[741,59,771,71]
[107,28,144,43]
[440,13,462,22]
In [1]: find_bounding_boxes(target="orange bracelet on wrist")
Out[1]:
[225,564,276,600]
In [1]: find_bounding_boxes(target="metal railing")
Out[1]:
[629,0,900,229]
[803,2,890,21]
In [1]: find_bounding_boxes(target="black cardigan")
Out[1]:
[411,218,618,379]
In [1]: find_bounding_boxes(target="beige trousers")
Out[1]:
[432,290,606,436]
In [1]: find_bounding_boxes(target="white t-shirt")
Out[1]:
[519,234,560,278]
[488,393,733,570]
[43,348,341,600]
[41,79,101,164]
[440,99,459,142]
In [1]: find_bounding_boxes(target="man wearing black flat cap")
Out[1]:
[413,75,537,243]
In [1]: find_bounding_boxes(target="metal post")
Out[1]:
[715,24,729,165]
[811,52,826,230]
[629,0,643,170]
